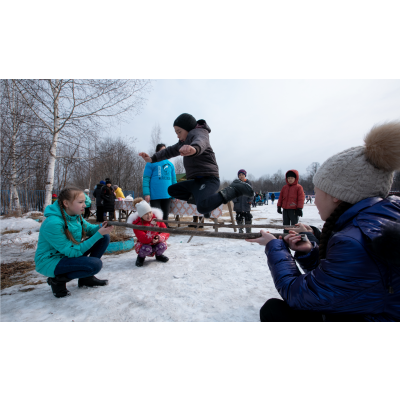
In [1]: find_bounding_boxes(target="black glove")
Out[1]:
[295,208,303,217]
[277,207,282,214]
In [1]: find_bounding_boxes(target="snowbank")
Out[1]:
[1,202,323,322]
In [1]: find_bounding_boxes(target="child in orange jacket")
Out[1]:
[128,198,170,267]
[277,170,305,232]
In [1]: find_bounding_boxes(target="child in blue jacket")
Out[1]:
[143,143,177,222]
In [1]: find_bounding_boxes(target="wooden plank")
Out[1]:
[107,221,290,240]
[154,219,295,229]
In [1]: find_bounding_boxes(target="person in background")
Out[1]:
[270,192,275,205]
[101,178,115,221]
[277,170,305,232]
[94,180,106,223]
[52,194,58,204]
[83,189,91,219]
[113,185,125,199]
[232,169,253,233]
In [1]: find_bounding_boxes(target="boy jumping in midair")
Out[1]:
[139,113,254,218]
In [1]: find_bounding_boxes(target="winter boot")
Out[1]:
[47,275,72,298]
[155,254,169,263]
[219,179,254,204]
[236,216,244,234]
[136,256,145,267]
[78,275,109,288]
[188,216,198,228]
[245,219,252,233]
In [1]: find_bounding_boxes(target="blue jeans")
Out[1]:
[54,234,110,280]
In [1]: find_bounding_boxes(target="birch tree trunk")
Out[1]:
[10,82,22,216]
[44,80,60,208]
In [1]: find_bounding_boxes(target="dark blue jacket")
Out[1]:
[265,196,400,321]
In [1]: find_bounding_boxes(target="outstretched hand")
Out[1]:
[139,152,152,163]
[245,230,277,246]
[179,145,196,156]
[283,230,313,252]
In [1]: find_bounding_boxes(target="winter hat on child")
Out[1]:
[100,180,106,185]
[136,200,152,218]
[173,113,197,132]
[52,194,57,198]
[112,185,118,190]
[84,189,89,193]
[313,122,400,204]
[286,171,297,179]
[238,169,247,177]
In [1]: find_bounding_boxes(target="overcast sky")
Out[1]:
[114,80,400,181]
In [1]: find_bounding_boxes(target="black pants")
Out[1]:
[168,177,222,215]
[260,298,365,322]
[282,209,299,233]
[150,198,172,222]
[96,206,104,222]
[236,211,252,223]
[260,299,323,322]
[84,207,91,219]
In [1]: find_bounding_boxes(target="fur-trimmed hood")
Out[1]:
[127,207,163,225]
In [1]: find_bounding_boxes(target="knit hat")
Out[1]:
[100,180,106,185]
[84,189,89,193]
[286,171,297,179]
[105,178,112,185]
[313,122,400,204]
[136,200,152,218]
[52,194,57,198]
[238,169,247,177]
[112,185,118,190]
[173,113,197,132]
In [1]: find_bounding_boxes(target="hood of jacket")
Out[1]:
[335,195,400,266]
[44,200,82,223]
[195,119,211,133]
[285,169,299,186]
[127,207,163,225]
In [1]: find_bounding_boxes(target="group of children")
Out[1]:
[34,113,400,323]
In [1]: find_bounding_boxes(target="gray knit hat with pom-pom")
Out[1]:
[313,122,400,204]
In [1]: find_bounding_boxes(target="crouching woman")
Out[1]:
[247,122,400,322]
[35,187,114,298]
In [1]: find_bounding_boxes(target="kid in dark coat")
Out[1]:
[232,169,253,233]
[101,178,115,221]
[139,113,254,218]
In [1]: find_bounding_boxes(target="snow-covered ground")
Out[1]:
[1,202,323,322]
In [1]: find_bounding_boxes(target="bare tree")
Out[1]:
[306,162,321,180]
[13,79,151,207]
[148,123,162,155]
[0,80,47,215]
[172,156,185,174]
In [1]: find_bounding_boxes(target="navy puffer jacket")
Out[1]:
[265,196,400,321]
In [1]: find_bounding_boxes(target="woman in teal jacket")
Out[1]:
[35,187,114,298]
[143,143,177,223]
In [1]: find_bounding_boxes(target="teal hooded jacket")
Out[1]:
[35,201,103,277]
